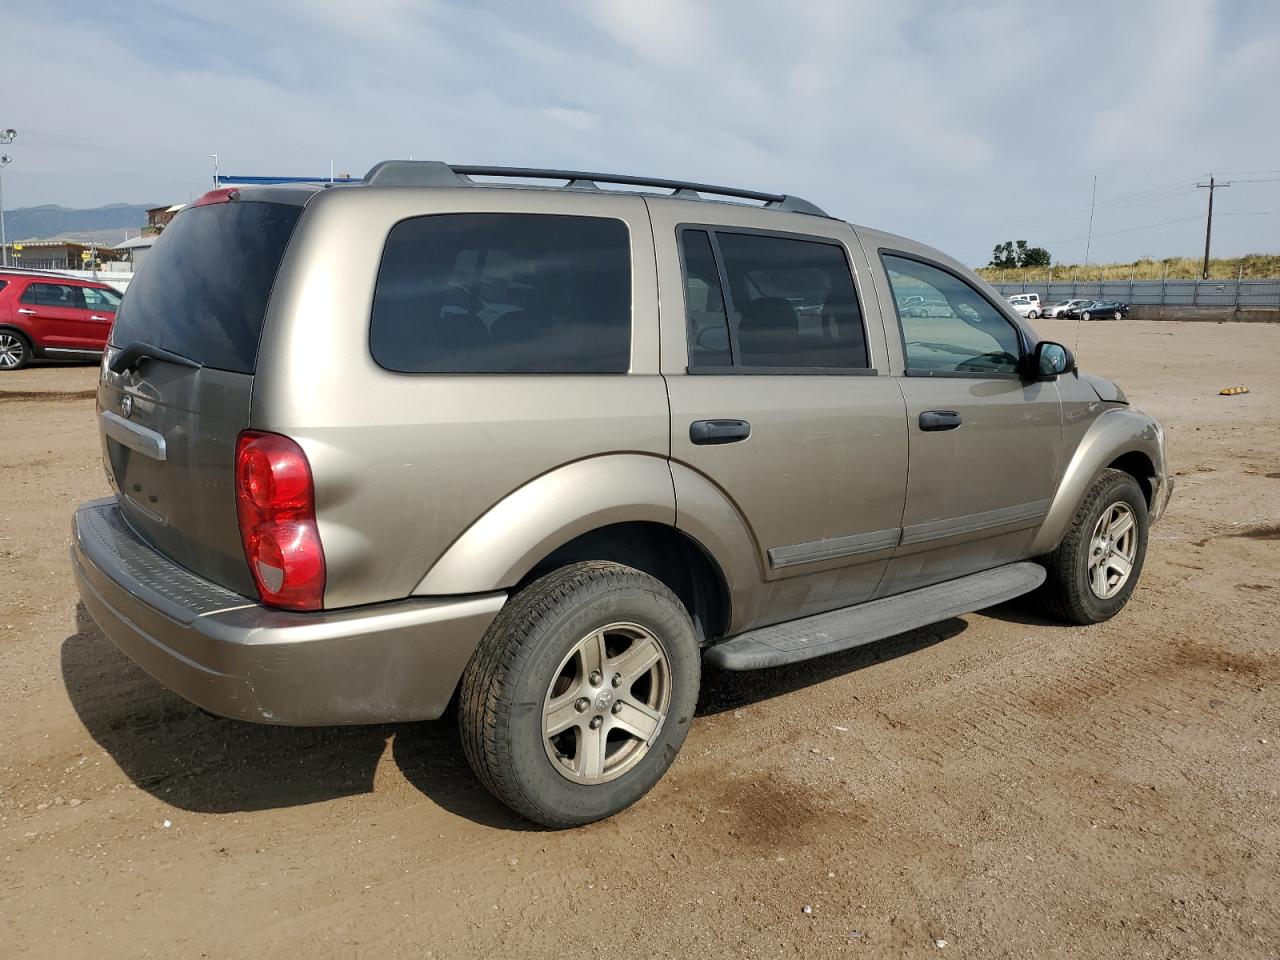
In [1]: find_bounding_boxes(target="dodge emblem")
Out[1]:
[120,394,133,418]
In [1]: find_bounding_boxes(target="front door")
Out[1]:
[651,203,909,632]
[18,282,100,350]
[872,251,1063,596]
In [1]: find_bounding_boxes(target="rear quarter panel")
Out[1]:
[252,187,667,609]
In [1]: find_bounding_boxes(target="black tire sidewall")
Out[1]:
[1069,476,1149,622]
[493,571,699,825]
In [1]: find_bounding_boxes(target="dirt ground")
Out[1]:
[2,319,1277,959]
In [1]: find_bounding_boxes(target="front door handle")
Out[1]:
[919,410,962,431]
[90,315,109,321]
[17,308,36,315]
[690,419,751,445]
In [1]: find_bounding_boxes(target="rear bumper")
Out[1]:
[71,498,505,725]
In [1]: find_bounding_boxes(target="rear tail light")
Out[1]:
[234,431,325,610]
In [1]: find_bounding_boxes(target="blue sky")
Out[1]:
[4,0,1278,266]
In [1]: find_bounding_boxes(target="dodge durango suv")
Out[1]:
[72,162,1172,827]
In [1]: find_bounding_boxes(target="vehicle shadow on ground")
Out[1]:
[63,604,967,829]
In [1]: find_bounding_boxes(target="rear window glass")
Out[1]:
[22,282,84,308]
[110,200,302,374]
[370,213,631,373]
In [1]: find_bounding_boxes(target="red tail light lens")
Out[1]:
[235,431,325,610]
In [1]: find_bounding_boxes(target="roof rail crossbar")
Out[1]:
[361,161,829,217]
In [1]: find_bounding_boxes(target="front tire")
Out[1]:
[1028,309,1040,319]
[458,561,700,828]
[1041,468,1149,625]
[1113,310,1122,321]
[0,331,31,371]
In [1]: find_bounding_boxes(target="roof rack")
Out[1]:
[361,161,830,218]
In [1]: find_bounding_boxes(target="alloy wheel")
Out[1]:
[1088,501,1138,599]
[0,333,26,369]
[542,622,672,785]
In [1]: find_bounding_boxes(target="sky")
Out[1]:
[3,0,1278,267]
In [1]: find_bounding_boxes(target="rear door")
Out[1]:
[650,200,908,632]
[99,195,305,595]
[868,248,1063,595]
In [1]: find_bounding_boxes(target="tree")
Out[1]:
[989,239,1051,269]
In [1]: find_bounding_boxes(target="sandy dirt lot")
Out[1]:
[2,319,1277,959]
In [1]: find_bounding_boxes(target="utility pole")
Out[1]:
[1196,174,1230,280]
[210,153,219,189]
[0,127,14,269]
[1083,175,1097,269]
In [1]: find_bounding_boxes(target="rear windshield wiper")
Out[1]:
[108,341,202,375]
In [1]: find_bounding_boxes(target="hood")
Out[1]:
[1082,373,1128,404]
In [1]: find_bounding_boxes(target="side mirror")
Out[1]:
[1029,340,1073,380]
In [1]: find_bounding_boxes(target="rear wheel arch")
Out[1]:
[517,521,732,645]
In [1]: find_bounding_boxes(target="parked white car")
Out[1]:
[1044,298,1093,318]
[1006,294,1042,319]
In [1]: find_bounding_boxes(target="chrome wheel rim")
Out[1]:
[542,622,672,785]
[1088,502,1137,599]
[0,333,24,369]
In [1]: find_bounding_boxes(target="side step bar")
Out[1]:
[704,562,1046,671]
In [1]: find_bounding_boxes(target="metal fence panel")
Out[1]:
[992,278,1280,309]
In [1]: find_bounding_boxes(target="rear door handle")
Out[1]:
[690,419,751,445]
[919,410,962,431]
[90,315,109,321]
[17,308,36,315]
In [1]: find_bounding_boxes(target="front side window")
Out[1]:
[22,283,84,309]
[680,229,869,371]
[882,254,1023,375]
[81,286,122,311]
[370,213,631,374]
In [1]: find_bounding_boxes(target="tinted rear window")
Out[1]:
[110,200,302,374]
[370,213,631,373]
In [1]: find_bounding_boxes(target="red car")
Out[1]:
[0,270,122,371]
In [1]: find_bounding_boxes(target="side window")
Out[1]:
[679,229,870,372]
[679,230,731,368]
[370,213,631,374]
[82,287,122,311]
[882,254,1023,375]
[21,283,85,309]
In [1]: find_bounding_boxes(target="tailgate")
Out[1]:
[97,195,303,595]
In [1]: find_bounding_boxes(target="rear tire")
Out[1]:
[0,331,31,371]
[458,561,700,828]
[1028,309,1040,319]
[1041,468,1149,625]
[1081,311,1092,322]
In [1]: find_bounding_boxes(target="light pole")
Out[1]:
[0,128,15,269]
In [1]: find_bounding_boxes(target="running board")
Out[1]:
[704,562,1046,671]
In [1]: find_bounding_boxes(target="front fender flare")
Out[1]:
[1028,407,1166,555]
[412,454,676,596]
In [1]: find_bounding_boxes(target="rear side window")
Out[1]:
[22,282,85,309]
[109,200,302,374]
[370,213,631,374]
[680,228,869,372]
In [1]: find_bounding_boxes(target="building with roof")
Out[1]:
[0,238,122,271]
[144,203,185,235]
